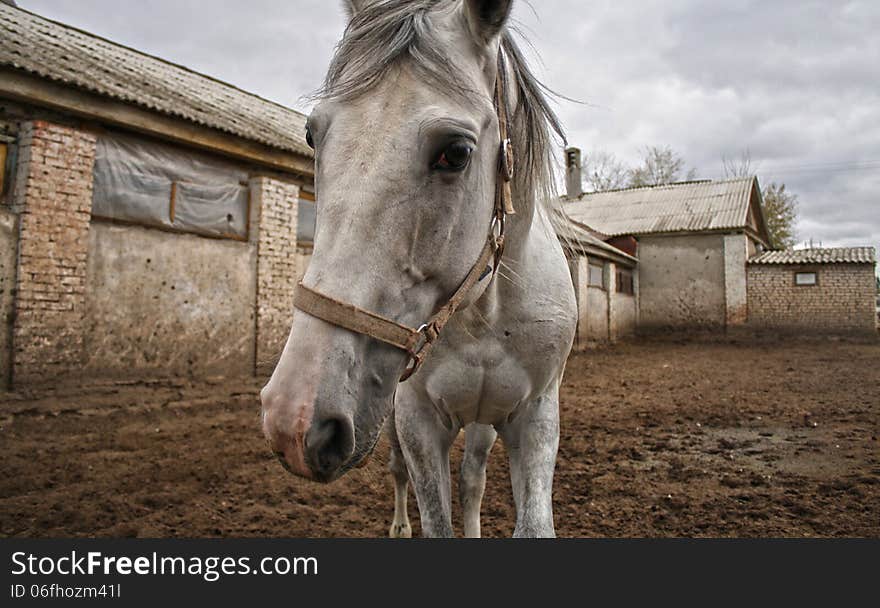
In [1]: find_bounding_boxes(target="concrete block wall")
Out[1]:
[10,120,96,384]
[637,234,727,331]
[613,292,637,339]
[569,254,637,349]
[604,262,617,341]
[84,223,257,379]
[723,233,748,326]
[569,256,589,348]
[253,176,299,371]
[746,263,877,334]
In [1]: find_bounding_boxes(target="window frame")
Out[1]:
[794,271,818,287]
[587,262,605,290]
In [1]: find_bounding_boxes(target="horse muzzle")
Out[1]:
[261,388,357,483]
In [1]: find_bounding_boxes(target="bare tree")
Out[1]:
[628,145,697,187]
[582,150,629,192]
[762,182,798,249]
[722,149,755,178]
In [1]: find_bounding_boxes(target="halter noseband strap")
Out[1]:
[293,54,515,382]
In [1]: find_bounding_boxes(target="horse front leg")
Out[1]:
[460,423,497,538]
[498,387,561,538]
[386,413,412,538]
[394,390,457,538]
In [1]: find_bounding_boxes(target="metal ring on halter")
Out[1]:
[401,324,431,381]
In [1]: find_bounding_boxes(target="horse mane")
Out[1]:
[315,0,569,232]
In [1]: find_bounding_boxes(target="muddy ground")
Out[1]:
[1,339,877,538]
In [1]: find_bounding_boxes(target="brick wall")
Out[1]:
[0,209,17,387]
[10,121,96,383]
[747,263,877,334]
[252,176,299,372]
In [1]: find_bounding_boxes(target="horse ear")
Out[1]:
[463,0,513,44]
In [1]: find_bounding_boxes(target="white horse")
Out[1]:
[261,0,576,538]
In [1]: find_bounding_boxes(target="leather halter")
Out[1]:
[293,54,515,382]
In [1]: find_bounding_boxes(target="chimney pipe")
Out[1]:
[565,147,582,198]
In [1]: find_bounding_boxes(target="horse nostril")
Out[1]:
[306,416,355,479]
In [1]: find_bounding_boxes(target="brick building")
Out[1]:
[747,248,877,334]
[0,5,315,387]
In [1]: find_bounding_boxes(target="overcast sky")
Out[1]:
[24,0,880,258]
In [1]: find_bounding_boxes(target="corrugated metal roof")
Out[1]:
[0,4,311,157]
[749,247,876,265]
[550,208,637,264]
[564,177,759,238]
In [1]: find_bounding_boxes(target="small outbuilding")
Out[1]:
[747,247,877,335]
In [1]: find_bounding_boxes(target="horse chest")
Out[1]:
[419,322,553,427]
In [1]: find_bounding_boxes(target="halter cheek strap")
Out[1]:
[293,53,515,382]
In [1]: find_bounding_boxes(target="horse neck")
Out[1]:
[503,180,538,261]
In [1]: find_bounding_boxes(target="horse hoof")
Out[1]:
[389,522,412,538]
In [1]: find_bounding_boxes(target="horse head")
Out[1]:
[261,0,515,482]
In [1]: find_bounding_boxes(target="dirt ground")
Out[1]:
[1,339,878,538]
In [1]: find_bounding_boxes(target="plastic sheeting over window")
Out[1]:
[92,132,250,239]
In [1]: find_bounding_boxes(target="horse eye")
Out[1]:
[305,127,315,150]
[432,141,473,172]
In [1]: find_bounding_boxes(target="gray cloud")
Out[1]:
[25,0,880,259]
